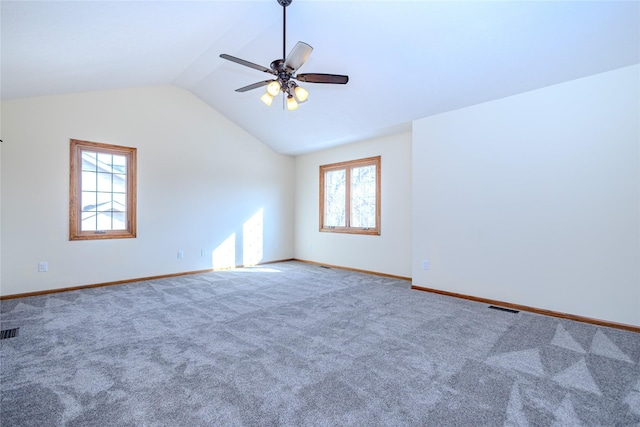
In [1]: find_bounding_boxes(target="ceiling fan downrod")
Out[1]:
[278,0,292,61]
[275,0,293,97]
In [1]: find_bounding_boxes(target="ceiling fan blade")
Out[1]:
[295,73,349,84]
[220,54,274,74]
[235,80,272,92]
[284,42,313,72]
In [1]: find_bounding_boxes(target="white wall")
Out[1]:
[294,133,412,278]
[413,65,640,326]
[1,86,294,296]
[0,139,3,288]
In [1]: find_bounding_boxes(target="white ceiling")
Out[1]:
[2,1,639,155]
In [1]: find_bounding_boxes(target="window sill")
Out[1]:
[319,227,380,236]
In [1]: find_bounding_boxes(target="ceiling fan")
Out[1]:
[219,0,349,110]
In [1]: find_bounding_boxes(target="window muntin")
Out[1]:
[70,139,137,240]
[319,156,380,235]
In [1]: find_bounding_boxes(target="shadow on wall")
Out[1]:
[212,208,264,269]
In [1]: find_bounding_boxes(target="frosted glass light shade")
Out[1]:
[287,95,298,110]
[294,85,309,102]
[260,92,274,106]
[267,81,281,96]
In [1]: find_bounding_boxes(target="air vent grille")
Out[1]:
[488,306,519,314]
[0,328,19,340]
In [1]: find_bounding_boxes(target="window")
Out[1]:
[319,156,380,235]
[69,139,137,240]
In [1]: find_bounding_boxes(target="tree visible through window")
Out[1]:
[319,156,380,235]
[69,139,137,240]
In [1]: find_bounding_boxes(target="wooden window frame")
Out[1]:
[69,139,137,241]
[319,156,381,235]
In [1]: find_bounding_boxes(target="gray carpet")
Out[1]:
[1,261,639,426]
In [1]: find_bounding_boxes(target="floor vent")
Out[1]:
[0,328,19,340]
[319,266,331,269]
[488,306,519,314]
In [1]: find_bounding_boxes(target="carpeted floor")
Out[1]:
[1,261,639,426]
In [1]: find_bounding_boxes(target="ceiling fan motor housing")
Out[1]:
[270,59,287,73]
[270,59,292,91]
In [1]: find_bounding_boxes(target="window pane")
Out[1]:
[112,155,126,174]
[97,212,112,230]
[97,152,112,168]
[82,192,97,212]
[97,192,113,212]
[112,212,126,230]
[82,151,97,171]
[113,174,126,193]
[113,193,126,212]
[350,165,376,228]
[97,172,112,192]
[324,169,346,227]
[81,171,97,192]
[81,212,97,231]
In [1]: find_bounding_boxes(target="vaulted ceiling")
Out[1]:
[2,1,638,155]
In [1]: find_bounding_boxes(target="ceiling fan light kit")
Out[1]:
[260,92,274,106]
[293,83,308,102]
[287,94,299,111]
[220,0,348,111]
[266,81,281,97]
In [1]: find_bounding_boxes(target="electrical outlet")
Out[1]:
[201,249,206,257]
[178,251,184,259]
[274,242,279,249]
[422,260,429,270]
[38,261,48,272]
